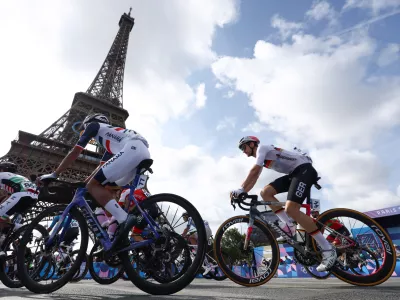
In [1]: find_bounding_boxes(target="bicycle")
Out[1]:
[16,158,207,295]
[213,180,396,287]
[180,235,228,281]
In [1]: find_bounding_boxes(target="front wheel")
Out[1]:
[16,205,89,293]
[119,193,207,295]
[213,215,280,287]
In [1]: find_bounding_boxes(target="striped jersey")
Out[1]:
[255,145,312,174]
[76,122,149,162]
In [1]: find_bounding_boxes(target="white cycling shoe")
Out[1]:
[316,248,337,272]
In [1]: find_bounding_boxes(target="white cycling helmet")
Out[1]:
[238,136,260,150]
[82,113,109,128]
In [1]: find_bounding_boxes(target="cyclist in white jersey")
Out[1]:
[39,113,151,243]
[0,162,39,255]
[230,136,336,272]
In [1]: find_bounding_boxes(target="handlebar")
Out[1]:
[231,193,266,211]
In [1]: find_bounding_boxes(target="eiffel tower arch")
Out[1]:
[0,10,135,183]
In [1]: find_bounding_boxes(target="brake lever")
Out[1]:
[230,199,236,210]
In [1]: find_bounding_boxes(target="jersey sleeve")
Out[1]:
[76,122,100,149]
[101,151,113,163]
[255,145,269,166]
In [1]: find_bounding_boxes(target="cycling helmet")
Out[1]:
[82,113,110,128]
[0,162,17,173]
[238,136,260,150]
[182,212,189,218]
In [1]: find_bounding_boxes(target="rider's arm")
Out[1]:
[54,123,99,176]
[241,164,263,193]
[240,145,269,192]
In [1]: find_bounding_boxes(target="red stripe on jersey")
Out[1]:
[264,160,273,168]
[105,140,112,153]
[115,127,124,131]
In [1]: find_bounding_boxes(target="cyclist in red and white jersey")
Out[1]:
[0,162,39,255]
[40,113,151,243]
[230,136,336,272]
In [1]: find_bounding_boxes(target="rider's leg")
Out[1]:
[260,182,296,239]
[285,164,336,272]
[87,140,150,225]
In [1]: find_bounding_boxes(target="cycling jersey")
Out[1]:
[76,122,148,154]
[325,219,344,230]
[255,145,312,174]
[118,188,151,211]
[186,217,212,239]
[0,172,38,218]
[77,123,151,187]
[0,172,37,194]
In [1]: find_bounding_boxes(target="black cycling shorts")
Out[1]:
[268,163,318,204]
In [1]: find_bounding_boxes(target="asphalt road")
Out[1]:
[2,278,399,300]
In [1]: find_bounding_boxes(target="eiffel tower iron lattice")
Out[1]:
[0,9,135,192]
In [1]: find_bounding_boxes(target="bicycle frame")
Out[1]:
[45,167,161,254]
[244,198,318,258]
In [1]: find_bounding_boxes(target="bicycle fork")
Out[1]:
[244,217,254,250]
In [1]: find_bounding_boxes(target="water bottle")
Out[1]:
[296,223,306,243]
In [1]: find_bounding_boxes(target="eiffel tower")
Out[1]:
[0,9,135,184]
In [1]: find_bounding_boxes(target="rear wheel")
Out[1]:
[313,208,396,286]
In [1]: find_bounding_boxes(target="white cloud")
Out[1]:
[343,0,400,15]
[216,117,237,131]
[242,122,267,133]
[212,33,400,149]
[271,14,304,40]
[306,0,338,25]
[0,0,239,157]
[311,147,400,211]
[195,83,207,108]
[377,43,400,66]
[224,91,235,98]
[212,8,400,211]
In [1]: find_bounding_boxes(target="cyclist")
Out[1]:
[182,211,213,275]
[39,113,151,246]
[182,212,212,244]
[231,136,336,272]
[0,162,39,256]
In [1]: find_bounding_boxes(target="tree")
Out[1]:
[220,228,253,264]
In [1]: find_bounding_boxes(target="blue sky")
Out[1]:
[0,0,399,230]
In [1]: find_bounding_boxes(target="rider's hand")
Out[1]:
[39,172,58,181]
[230,187,244,199]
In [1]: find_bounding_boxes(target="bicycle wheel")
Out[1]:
[119,193,207,295]
[213,215,280,287]
[0,224,48,288]
[312,208,396,286]
[16,204,89,293]
[88,240,125,285]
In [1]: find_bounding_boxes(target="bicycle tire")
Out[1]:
[16,204,89,293]
[88,240,125,285]
[312,208,396,286]
[0,224,48,288]
[206,250,229,281]
[120,193,207,295]
[213,215,280,287]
